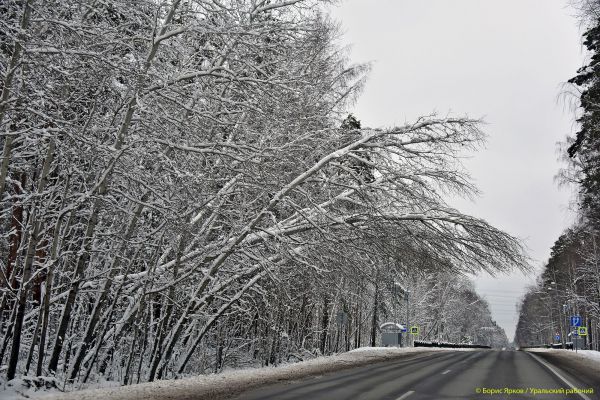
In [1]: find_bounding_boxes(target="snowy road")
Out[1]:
[232,350,599,400]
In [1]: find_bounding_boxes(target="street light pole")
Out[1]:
[549,282,566,349]
[546,289,555,345]
[563,302,569,350]
[533,287,555,345]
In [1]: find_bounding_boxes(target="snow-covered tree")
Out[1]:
[0,0,526,388]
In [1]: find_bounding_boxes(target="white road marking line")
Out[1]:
[395,390,415,400]
[527,352,592,400]
[441,369,451,374]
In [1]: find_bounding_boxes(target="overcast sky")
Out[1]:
[328,0,584,340]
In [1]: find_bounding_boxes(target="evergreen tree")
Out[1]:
[568,17,600,221]
[340,114,375,183]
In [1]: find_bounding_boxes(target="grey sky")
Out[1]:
[328,0,583,340]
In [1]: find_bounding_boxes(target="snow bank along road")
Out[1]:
[36,348,599,400]
[36,348,442,400]
[234,350,600,400]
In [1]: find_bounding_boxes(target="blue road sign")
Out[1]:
[570,316,582,327]
[555,334,560,341]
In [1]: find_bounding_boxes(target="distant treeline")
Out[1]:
[414,341,491,349]
[515,0,600,352]
[519,343,575,350]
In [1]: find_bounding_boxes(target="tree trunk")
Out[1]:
[0,0,32,200]
[320,295,330,355]
[68,198,146,381]
[37,175,71,377]
[7,140,53,379]
[370,280,379,347]
[24,298,42,374]
[47,200,100,374]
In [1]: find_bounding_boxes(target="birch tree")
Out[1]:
[0,0,527,388]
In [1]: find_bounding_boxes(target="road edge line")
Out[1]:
[395,390,414,400]
[526,352,592,400]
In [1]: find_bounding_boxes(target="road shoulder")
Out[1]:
[524,349,600,394]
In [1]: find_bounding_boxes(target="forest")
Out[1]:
[515,0,600,351]
[0,0,524,390]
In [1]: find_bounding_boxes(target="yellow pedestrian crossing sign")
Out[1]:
[578,327,587,336]
[410,326,419,335]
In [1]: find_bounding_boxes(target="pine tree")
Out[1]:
[568,18,600,221]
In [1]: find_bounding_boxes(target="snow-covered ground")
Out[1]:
[525,348,600,365]
[525,347,600,389]
[0,375,122,400]
[2,347,467,400]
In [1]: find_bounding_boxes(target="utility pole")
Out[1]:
[406,289,410,347]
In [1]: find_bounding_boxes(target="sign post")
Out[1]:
[578,327,587,351]
[570,316,583,352]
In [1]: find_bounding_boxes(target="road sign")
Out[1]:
[410,326,419,335]
[578,327,588,336]
[570,316,582,327]
[555,334,560,341]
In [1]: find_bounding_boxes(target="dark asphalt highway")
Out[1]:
[232,350,598,400]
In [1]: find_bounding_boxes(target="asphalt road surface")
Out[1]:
[232,350,599,400]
